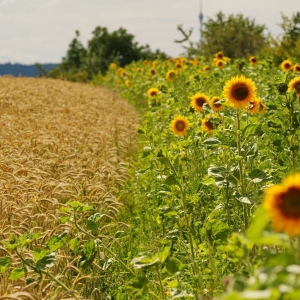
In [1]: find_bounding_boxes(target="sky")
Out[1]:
[0,0,299,64]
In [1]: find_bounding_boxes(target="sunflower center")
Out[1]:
[284,63,291,69]
[196,97,206,107]
[213,99,221,107]
[295,83,300,92]
[175,121,185,131]
[151,91,157,97]
[231,84,249,101]
[205,120,214,130]
[169,72,175,79]
[279,187,300,218]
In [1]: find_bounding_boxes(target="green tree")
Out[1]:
[176,12,268,59]
[199,12,268,59]
[60,30,87,72]
[55,26,167,80]
[265,12,300,63]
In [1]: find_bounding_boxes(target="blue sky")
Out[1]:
[0,0,298,64]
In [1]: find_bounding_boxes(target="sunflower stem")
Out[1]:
[236,110,249,229]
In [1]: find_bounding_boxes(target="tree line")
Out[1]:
[45,11,300,81]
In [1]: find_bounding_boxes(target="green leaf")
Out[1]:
[9,268,25,280]
[154,245,171,264]
[68,201,83,208]
[33,249,48,262]
[47,231,68,251]
[126,275,149,296]
[86,220,99,232]
[203,137,222,145]
[238,197,251,204]
[131,256,159,269]
[0,256,12,274]
[79,239,97,270]
[166,258,184,274]
[248,169,270,183]
[19,233,41,246]
[36,252,56,270]
[169,288,193,298]
[246,207,270,242]
[69,238,80,253]
[164,174,178,186]
[242,124,262,137]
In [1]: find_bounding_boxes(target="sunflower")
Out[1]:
[152,61,158,67]
[258,101,267,114]
[143,60,149,65]
[181,57,187,64]
[210,96,224,112]
[288,76,300,97]
[281,60,293,72]
[150,68,156,76]
[136,68,142,73]
[168,57,173,63]
[147,87,159,98]
[125,79,130,87]
[215,51,224,60]
[109,63,117,69]
[191,93,210,112]
[203,65,210,72]
[166,70,178,81]
[223,75,257,109]
[202,115,218,133]
[293,64,300,73]
[249,56,258,65]
[215,59,225,69]
[170,115,190,136]
[175,62,183,69]
[263,173,300,237]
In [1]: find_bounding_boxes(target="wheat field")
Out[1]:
[0,77,138,299]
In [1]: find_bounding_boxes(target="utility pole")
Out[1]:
[199,0,204,42]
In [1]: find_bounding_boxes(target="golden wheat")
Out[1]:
[0,77,138,299]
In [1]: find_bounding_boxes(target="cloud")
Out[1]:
[0,0,14,7]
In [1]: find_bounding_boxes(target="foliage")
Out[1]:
[48,27,167,81]
[177,12,268,59]
[264,12,300,64]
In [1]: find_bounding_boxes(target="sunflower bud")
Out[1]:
[276,82,288,94]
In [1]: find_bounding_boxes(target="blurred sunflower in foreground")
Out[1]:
[263,173,300,237]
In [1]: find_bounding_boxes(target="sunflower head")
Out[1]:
[281,60,293,72]
[175,62,183,69]
[288,76,300,97]
[202,115,219,133]
[293,64,300,73]
[168,57,173,63]
[249,56,258,65]
[203,65,210,72]
[136,68,142,73]
[125,79,130,87]
[109,63,117,69]
[210,96,224,112]
[215,51,224,60]
[223,75,257,109]
[181,57,187,64]
[191,93,210,112]
[247,98,266,114]
[170,115,190,136]
[166,70,178,81]
[147,87,160,98]
[143,60,149,66]
[152,61,158,67]
[215,59,225,69]
[150,68,156,76]
[263,173,300,237]
[277,82,288,94]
